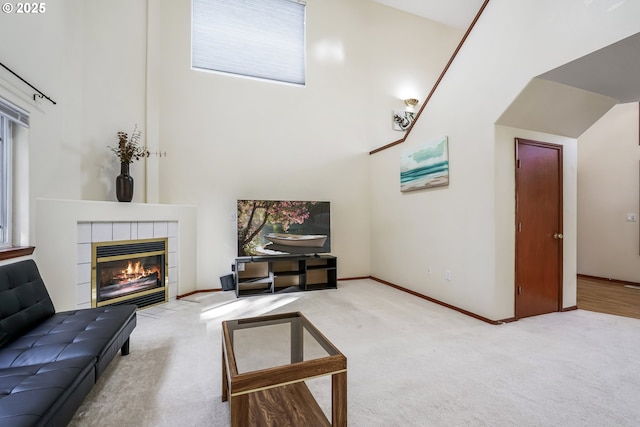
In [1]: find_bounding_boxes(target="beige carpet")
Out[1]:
[69,279,640,426]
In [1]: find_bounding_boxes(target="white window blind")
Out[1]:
[0,116,12,247]
[192,0,306,85]
[0,97,25,247]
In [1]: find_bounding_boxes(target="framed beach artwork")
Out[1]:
[400,136,449,192]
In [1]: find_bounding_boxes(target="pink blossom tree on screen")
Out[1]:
[237,200,315,255]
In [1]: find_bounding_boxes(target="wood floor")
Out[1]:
[577,276,640,319]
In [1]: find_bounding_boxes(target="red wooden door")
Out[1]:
[515,139,563,319]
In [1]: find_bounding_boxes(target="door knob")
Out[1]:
[553,233,563,239]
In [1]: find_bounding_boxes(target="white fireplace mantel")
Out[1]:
[36,199,197,311]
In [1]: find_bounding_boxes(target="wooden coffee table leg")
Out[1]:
[221,346,228,402]
[291,319,303,363]
[230,393,249,427]
[332,371,347,427]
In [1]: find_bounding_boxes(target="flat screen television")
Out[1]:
[237,199,330,256]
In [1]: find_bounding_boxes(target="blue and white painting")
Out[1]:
[400,136,449,192]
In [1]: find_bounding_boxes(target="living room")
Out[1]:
[1,0,639,425]
[1,0,639,317]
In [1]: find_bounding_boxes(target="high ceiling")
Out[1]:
[371,0,485,29]
[372,0,640,106]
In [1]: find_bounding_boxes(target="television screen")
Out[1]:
[237,200,330,256]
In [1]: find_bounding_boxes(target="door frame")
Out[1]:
[514,138,564,319]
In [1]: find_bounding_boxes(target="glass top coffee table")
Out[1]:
[221,311,347,426]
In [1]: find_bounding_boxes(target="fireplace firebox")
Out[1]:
[92,238,168,308]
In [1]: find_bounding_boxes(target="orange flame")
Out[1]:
[117,261,160,282]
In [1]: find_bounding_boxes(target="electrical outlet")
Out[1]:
[427,267,432,276]
[444,270,452,281]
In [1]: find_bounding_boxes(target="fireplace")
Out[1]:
[92,238,168,309]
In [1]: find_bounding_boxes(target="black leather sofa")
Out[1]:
[0,259,137,426]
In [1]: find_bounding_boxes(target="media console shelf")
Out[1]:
[234,255,337,297]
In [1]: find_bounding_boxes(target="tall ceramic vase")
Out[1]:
[116,162,134,202]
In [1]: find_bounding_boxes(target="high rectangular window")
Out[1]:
[192,0,306,85]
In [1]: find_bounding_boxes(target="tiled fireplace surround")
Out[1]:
[76,221,178,309]
[35,199,197,312]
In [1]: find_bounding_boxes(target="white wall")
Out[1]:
[146,0,462,287]
[577,102,640,282]
[369,0,640,321]
[4,0,639,314]
[0,0,149,236]
[79,0,148,202]
[0,1,83,242]
[0,0,463,304]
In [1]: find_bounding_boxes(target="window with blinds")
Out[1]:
[0,97,29,247]
[192,0,306,85]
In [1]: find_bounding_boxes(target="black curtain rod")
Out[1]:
[0,61,56,105]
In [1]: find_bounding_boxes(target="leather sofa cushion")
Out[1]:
[0,305,137,373]
[0,356,95,427]
[0,260,56,349]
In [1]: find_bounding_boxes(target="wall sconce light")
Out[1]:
[403,98,419,108]
[393,98,419,131]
